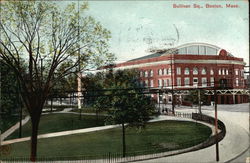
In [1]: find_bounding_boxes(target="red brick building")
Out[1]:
[113,43,248,104]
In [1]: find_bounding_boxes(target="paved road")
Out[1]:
[133,104,249,163]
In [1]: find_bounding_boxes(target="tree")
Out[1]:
[185,89,208,106]
[93,70,156,157]
[0,1,114,161]
[0,61,20,132]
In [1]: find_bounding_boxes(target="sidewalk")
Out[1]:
[1,115,198,146]
[1,106,248,163]
[133,109,249,163]
[0,116,30,142]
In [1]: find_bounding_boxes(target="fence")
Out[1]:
[0,113,226,163]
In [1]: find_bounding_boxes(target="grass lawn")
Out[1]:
[6,113,106,140]
[2,120,212,160]
[0,115,23,133]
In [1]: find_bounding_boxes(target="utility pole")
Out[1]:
[214,84,219,161]
[77,1,82,112]
[198,89,201,114]
[170,54,175,115]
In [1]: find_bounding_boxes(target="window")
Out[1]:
[167,79,172,86]
[178,47,187,54]
[168,68,171,74]
[184,77,190,86]
[177,77,181,86]
[235,69,238,75]
[193,67,198,75]
[201,68,206,75]
[187,45,199,55]
[226,69,228,75]
[150,80,154,87]
[140,71,143,77]
[206,47,217,55]
[241,70,244,76]
[202,78,207,87]
[158,79,162,87]
[210,69,214,75]
[162,79,167,87]
[222,69,225,75]
[199,46,206,55]
[150,70,154,77]
[210,77,214,86]
[163,69,167,75]
[144,71,148,77]
[193,78,198,87]
[236,78,239,86]
[219,69,221,75]
[145,80,148,87]
[177,67,181,75]
[184,68,190,75]
[158,69,162,76]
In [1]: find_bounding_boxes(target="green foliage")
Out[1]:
[0,61,19,115]
[93,69,156,127]
[185,90,208,105]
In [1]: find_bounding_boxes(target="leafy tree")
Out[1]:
[0,61,20,132]
[185,89,208,105]
[0,1,114,161]
[93,70,156,157]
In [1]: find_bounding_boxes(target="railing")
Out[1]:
[192,113,226,147]
[0,113,226,163]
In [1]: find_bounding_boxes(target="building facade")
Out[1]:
[113,43,248,104]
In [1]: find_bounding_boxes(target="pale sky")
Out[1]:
[84,1,249,66]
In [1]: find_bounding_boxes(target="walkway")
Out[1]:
[1,115,198,146]
[1,104,249,163]
[0,116,30,142]
[133,105,249,163]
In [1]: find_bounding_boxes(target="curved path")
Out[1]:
[1,104,249,163]
[133,105,249,163]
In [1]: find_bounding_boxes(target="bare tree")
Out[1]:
[0,1,114,161]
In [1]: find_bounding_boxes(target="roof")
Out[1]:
[126,43,234,62]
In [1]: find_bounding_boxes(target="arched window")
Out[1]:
[201,68,206,75]
[219,69,222,75]
[184,68,189,75]
[168,68,171,74]
[144,71,148,77]
[150,70,154,77]
[210,69,214,75]
[193,67,198,75]
[140,71,143,77]
[163,69,167,75]
[158,69,162,76]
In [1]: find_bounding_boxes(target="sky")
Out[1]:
[82,1,249,66]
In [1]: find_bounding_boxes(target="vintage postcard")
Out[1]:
[0,0,249,162]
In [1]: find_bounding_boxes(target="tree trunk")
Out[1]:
[30,118,39,162]
[122,122,126,157]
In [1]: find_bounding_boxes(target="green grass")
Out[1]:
[0,115,23,133]
[6,113,106,140]
[2,120,212,160]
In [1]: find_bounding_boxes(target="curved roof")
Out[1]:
[163,42,234,57]
[128,43,234,62]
